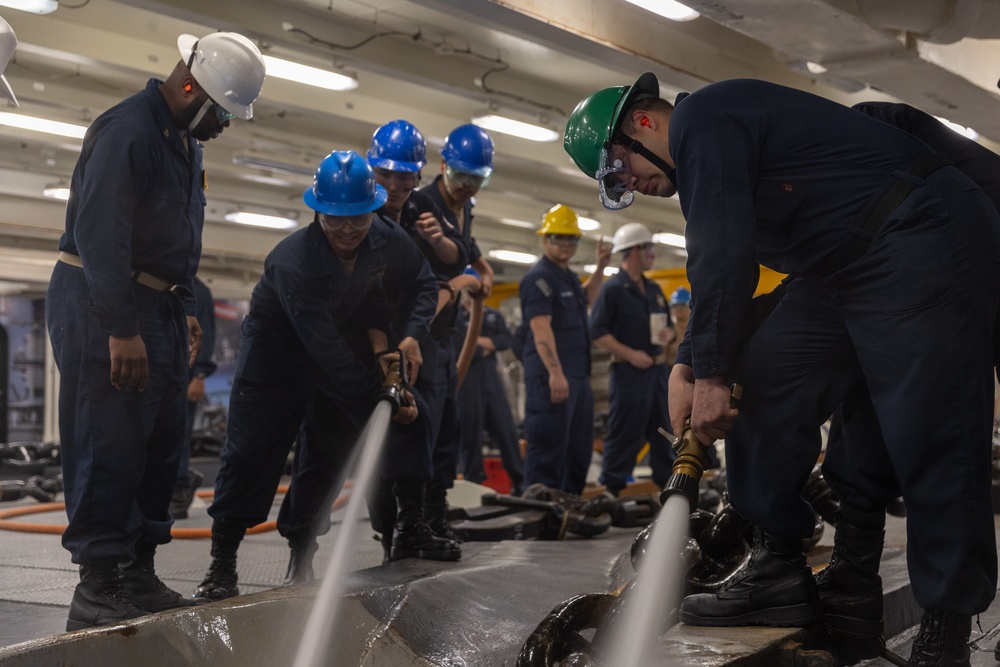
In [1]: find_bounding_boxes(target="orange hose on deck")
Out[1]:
[0,484,352,539]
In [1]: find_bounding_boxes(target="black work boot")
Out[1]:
[67,558,148,631]
[679,527,820,627]
[122,541,205,612]
[169,469,205,520]
[391,480,461,562]
[906,608,971,666]
[193,520,245,600]
[815,519,886,665]
[423,484,462,543]
[282,536,318,586]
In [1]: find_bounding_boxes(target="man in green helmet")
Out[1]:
[564,72,1000,667]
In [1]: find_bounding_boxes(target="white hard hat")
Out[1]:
[178,32,265,120]
[611,222,653,253]
[0,17,18,107]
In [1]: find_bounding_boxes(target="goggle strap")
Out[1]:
[613,135,677,187]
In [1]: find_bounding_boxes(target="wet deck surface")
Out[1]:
[1,468,999,666]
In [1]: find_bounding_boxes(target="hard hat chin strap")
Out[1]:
[615,135,677,187]
[188,98,212,133]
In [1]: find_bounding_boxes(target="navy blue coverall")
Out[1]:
[590,270,675,492]
[672,80,1000,614]
[46,78,201,564]
[416,178,478,495]
[816,101,1000,570]
[179,276,217,487]
[208,217,437,544]
[367,188,469,540]
[520,256,594,495]
[452,305,524,490]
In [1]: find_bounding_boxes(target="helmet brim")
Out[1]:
[367,155,424,172]
[609,72,660,141]
[302,184,389,216]
[0,75,17,107]
[177,34,198,63]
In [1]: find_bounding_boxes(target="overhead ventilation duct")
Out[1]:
[680,0,1000,142]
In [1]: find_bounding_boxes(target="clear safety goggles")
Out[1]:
[374,167,419,191]
[210,100,236,124]
[445,164,491,190]
[319,212,373,231]
[546,234,580,247]
[596,143,635,210]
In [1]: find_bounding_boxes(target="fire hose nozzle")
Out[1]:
[659,426,711,512]
[375,350,408,416]
[659,383,742,511]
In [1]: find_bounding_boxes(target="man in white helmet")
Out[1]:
[589,223,679,496]
[0,16,18,107]
[45,31,265,630]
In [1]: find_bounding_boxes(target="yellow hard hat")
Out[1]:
[538,204,582,236]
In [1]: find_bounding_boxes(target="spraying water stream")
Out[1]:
[291,399,394,667]
[599,493,689,666]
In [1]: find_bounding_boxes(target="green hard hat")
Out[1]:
[563,72,661,179]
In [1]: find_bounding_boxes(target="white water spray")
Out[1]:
[291,399,394,667]
[600,493,689,666]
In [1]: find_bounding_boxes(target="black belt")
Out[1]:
[848,152,950,264]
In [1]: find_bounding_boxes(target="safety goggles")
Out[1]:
[210,100,236,124]
[546,234,580,247]
[445,164,491,190]
[374,168,419,191]
[318,212,373,231]
[596,143,635,210]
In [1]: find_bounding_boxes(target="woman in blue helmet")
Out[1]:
[366,120,471,558]
[194,150,447,600]
[421,123,496,298]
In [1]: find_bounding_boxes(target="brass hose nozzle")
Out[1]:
[660,384,742,511]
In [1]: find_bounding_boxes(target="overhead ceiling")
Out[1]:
[2,0,1000,298]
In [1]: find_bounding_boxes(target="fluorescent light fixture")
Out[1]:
[0,112,87,138]
[498,218,538,230]
[935,116,978,140]
[585,264,619,277]
[625,0,700,22]
[232,154,317,177]
[0,0,58,14]
[577,216,601,232]
[652,232,686,248]
[488,249,538,265]
[43,186,70,201]
[238,173,295,188]
[472,114,559,143]
[262,55,358,92]
[224,211,298,230]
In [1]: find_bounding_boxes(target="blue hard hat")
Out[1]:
[669,287,692,307]
[441,123,495,177]
[367,120,427,173]
[303,150,388,216]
